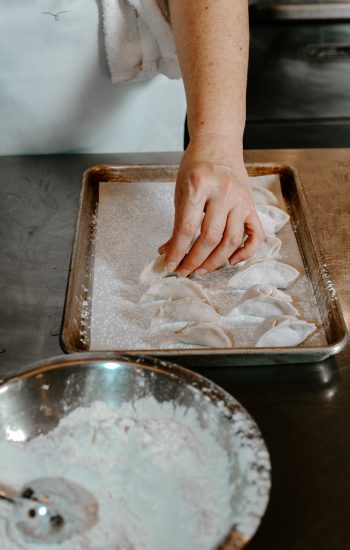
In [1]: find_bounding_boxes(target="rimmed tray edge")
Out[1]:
[60,162,348,366]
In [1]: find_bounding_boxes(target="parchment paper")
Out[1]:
[90,174,326,350]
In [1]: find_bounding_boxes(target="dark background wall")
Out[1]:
[244,1,350,148]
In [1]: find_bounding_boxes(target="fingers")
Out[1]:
[229,213,264,265]
[164,206,263,277]
[162,157,264,276]
[164,188,206,273]
[193,208,245,274]
[163,203,262,276]
[175,201,228,276]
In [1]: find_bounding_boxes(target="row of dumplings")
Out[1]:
[139,182,317,349]
[139,275,232,348]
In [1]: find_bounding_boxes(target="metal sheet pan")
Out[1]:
[61,163,348,366]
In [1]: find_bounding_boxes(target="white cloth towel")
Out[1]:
[101,0,181,82]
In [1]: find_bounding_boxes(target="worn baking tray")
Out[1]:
[61,163,348,366]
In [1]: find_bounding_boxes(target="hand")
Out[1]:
[159,135,264,276]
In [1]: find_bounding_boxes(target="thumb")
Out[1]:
[158,240,170,255]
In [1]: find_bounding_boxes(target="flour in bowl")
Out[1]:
[0,397,234,550]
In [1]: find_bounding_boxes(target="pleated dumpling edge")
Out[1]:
[253,315,317,347]
[228,260,300,290]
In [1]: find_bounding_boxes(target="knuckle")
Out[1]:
[176,219,196,239]
[226,233,243,248]
[202,229,222,247]
[221,175,234,194]
[187,168,203,187]
[217,178,234,202]
[230,202,245,220]
[185,171,206,204]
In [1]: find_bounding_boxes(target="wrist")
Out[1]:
[187,104,246,148]
[184,132,245,166]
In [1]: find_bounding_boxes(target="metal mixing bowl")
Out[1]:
[0,353,270,549]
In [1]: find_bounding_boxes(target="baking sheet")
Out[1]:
[61,164,348,365]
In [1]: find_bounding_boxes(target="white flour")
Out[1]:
[0,398,234,550]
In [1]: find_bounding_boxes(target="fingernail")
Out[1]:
[165,262,178,273]
[178,269,191,278]
[195,268,207,277]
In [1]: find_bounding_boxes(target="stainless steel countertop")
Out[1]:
[1,149,350,549]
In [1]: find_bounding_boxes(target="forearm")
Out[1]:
[163,0,261,275]
[168,0,249,155]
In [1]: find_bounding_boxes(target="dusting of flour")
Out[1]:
[0,398,234,550]
[90,175,326,350]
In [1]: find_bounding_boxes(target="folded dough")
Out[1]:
[228,260,299,289]
[251,186,278,206]
[151,297,220,326]
[239,284,293,303]
[140,276,213,304]
[257,205,290,235]
[254,234,282,260]
[164,322,232,348]
[139,254,169,284]
[254,315,316,347]
[229,287,299,317]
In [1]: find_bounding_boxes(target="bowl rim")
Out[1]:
[0,353,250,417]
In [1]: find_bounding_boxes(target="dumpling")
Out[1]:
[140,277,213,304]
[164,322,232,348]
[254,315,316,347]
[228,260,299,289]
[229,284,299,317]
[151,297,220,326]
[254,235,282,260]
[239,284,293,303]
[251,186,278,206]
[139,255,169,284]
[257,205,290,234]
[230,235,281,271]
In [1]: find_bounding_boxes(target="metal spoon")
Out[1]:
[0,477,98,544]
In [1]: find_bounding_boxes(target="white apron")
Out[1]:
[0,0,186,155]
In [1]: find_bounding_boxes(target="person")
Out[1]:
[162,0,263,277]
[0,1,185,155]
[0,0,263,274]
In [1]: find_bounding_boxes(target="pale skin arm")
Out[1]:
[160,0,263,276]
